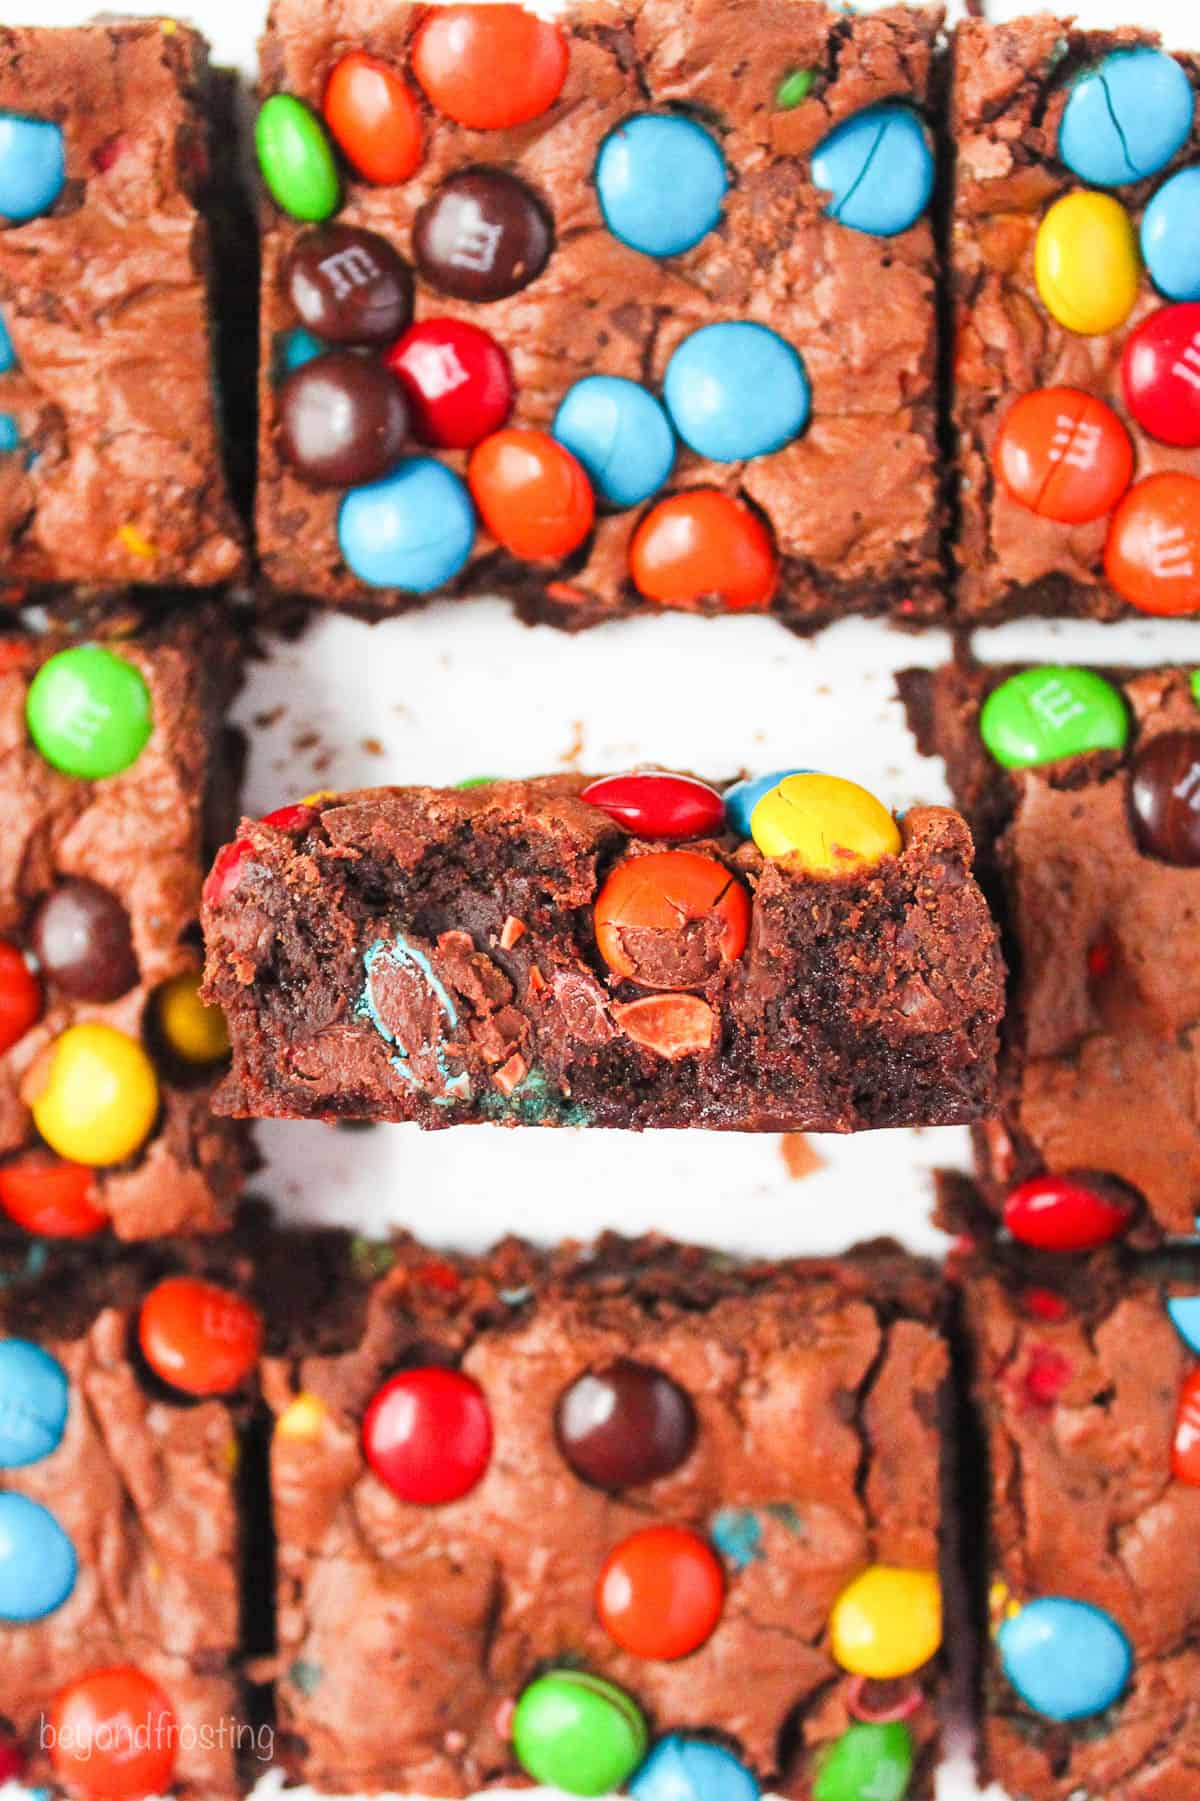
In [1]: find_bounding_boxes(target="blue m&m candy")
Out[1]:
[339,457,476,592]
[0,415,19,455]
[0,1492,76,1620]
[553,376,675,509]
[811,104,933,236]
[1059,49,1194,187]
[723,770,811,838]
[0,309,14,375]
[631,1737,759,1801]
[273,327,324,383]
[595,115,727,258]
[0,115,66,224]
[1143,168,1200,302]
[998,1596,1132,1722]
[664,323,810,463]
[1167,1295,1200,1353]
[0,1340,68,1468]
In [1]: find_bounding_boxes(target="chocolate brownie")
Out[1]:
[255,0,945,630]
[0,607,248,1239]
[0,22,245,591]
[200,771,1003,1130]
[951,18,1200,622]
[264,1232,949,1797]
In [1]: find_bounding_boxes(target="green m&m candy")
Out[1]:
[512,1670,648,1797]
[812,1722,913,1801]
[256,95,339,222]
[26,646,152,779]
[980,666,1128,769]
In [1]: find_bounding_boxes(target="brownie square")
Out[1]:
[951,18,1200,622]
[201,775,1003,1131]
[0,607,248,1239]
[256,0,944,630]
[264,1233,949,1796]
[0,22,245,591]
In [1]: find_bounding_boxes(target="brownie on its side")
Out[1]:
[256,0,945,631]
[0,608,248,1240]
[0,22,245,591]
[265,1232,948,1797]
[901,660,1200,1240]
[200,772,1003,1131]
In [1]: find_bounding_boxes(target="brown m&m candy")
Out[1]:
[413,169,552,302]
[29,880,137,1003]
[1130,730,1200,865]
[555,1359,697,1489]
[286,225,414,344]
[278,351,410,486]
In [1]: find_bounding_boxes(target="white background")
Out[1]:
[28,0,1200,1794]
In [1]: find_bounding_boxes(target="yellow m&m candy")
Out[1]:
[1034,192,1139,336]
[30,1023,159,1167]
[830,1565,942,1679]
[750,773,901,872]
[156,970,230,1065]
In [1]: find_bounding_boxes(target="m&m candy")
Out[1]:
[553,376,675,509]
[595,115,727,258]
[1167,1295,1200,1355]
[30,1023,159,1168]
[0,1155,106,1238]
[414,169,552,302]
[278,352,410,487]
[723,771,810,840]
[26,645,152,780]
[255,94,339,222]
[156,971,230,1065]
[1034,192,1139,335]
[49,1667,177,1801]
[998,1597,1131,1721]
[630,491,778,612]
[0,115,66,223]
[512,1671,647,1796]
[555,1359,697,1489]
[363,1366,492,1503]
[30,879,137,1003]
[338,457,476,592]
[1129,730,1200,865]
[0,1339,68,1467]
[272,327,325,382]
[1172,1366,1200,1484]
[0,309,15,374]
[596,1524,724,1659]
[593,850,751,987]
[468,429,594,561]
[0,940,40,1054]
[411,6,569,131]
[1106,472,1200,614]
[631,1737,758,1801]
[1142,168,1200,303]
[979,667,1128,768]
[1003,1173,1135,1251]
[0,1492,75,1620]
[829,1565,942,1679]
[1058,49,1193,186]
[286,226,413,346]
[613,992,718,1060]
[322,52,422,186]
[139,1277,262,1397]
[203,838,253,912]
[994,388,1132,524]
[1122,304,1200,447]
[812,1723,913,1801]
[664,323,810,462]
[580,772,724,840]
[750,773,900,873]
[386,319,514,450]
[811,103,933,237]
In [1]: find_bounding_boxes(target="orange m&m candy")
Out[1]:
[630,490,777,613]
[412,5,569,131]
[323,52,423,185]
[0,940,40,1055]
[50,1667,176,1801]
[995,387,1133,525]
[139,1277,263,1397]
[1105,472,1200,615]
[597,1525,724,1660]
[1173,1367,1200,1485]
[468,429,594,561]
[0,1155,106,1237]
[594,850,750,989]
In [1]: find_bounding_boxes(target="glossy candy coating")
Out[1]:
[664,322,810,462]
[49,1667,177,1801]
[723,770,810,839]
[26,645,152,780]
[363,1367,492,1503]
[0,1339,68,1467]
[256,95,339,222]
[29,879,137,1003]
[1142,168,1200,302]
[979,666,1128,768]
[512,1671,647,1796]
[1172,1366,1200,1484]
[412,6,569,130]
[0,1156,105,1238]
[339,457,476,591]
[286,226,413,345]
[386,318,514,450]
[1105,472,1200,614]
[0,1492,75,1620]
[262,803,317,833]
[630,1736,758,1801]
[1058,49,1193,186]
[554,376,675,509]
[414,169,552,302]
[139,1278,262,1397]
[1129,730,1200,864]
[829,1565,942,1679]
[998,1596,1131,1721]
[204,839,253,911]
[468,429,593,560]
[273,327,324,381]
[594,850,751,987]
[323,53,422,185]
[995,387,1133,524]
[0,310,13,375]
[595,115,727,258]
[278,352,410,487]
[580,772,724,839]
[750,773,900,872]
[1034,192,1140,335]
[1166,1295,1200,1354]
[555,1358,697,1488]
[596,1524,724,1659]
[156,972,231,1065]
[631,491,777,612]
[812,1722,913,1801]
[811,103,933,237]
[31,1023,159,1168]
[1121,304,1200,447]
[1003,1173,1135,1251]
[0,115,65,223]
[0,941,40,1054]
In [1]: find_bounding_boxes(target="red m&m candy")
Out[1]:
[581,773,725,840]
[1173,1368,1200,1485]
[1003,1173,1136,1252]
[0,940,40,1054]
[594,850,750,988]
[203,839,252,910]
[468,429,593,561]
[1106,472,1200,614]
[139,1278,263,1397]
[411,5,569,130]
[994,388,1133,525]
[596,1525,724,1660]
[387,319,514,450]
[262,803,317,833]
[630,491,777,612]
[323,52,422,185]
[0,1155,106,1238]
[1121,304,1200,448]
[363,1367,492,1503]
[50,1667,176,1801]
